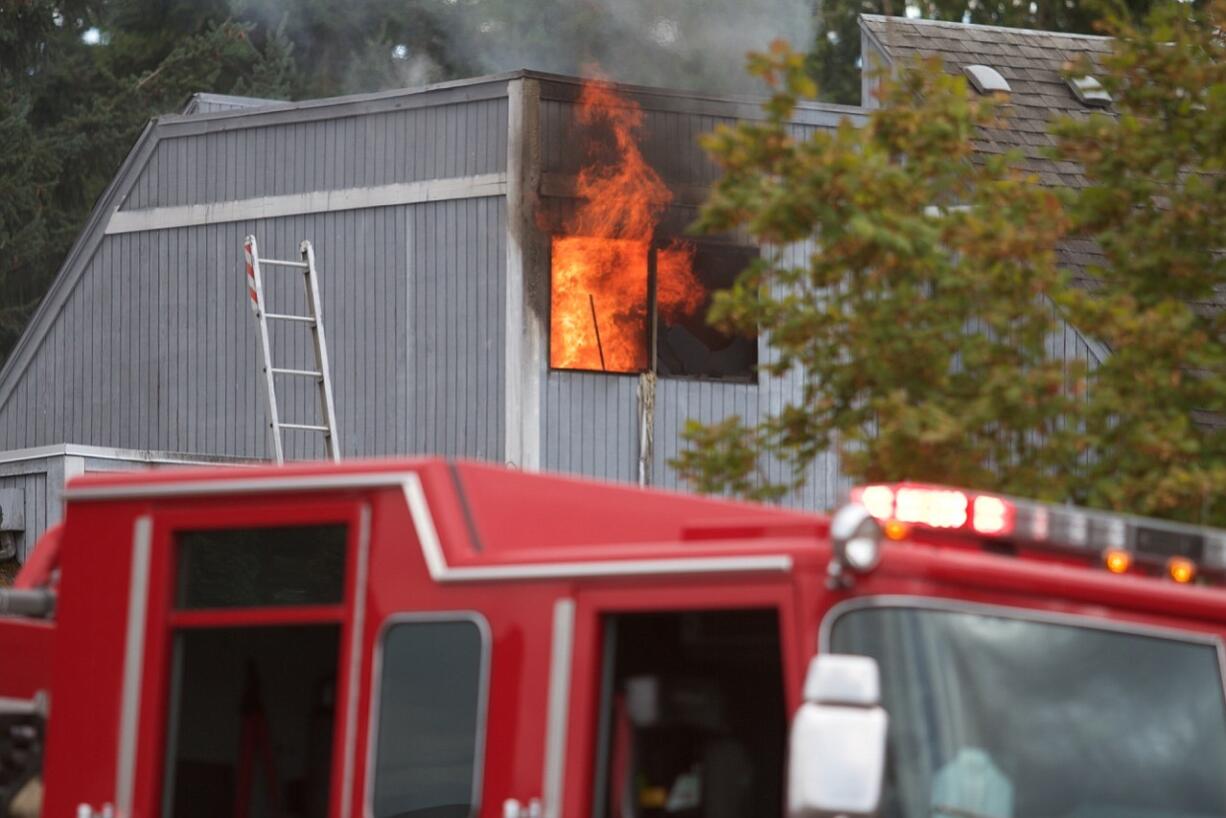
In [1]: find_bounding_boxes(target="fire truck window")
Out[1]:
[176,525,347,609]
[372,619,487,818]
[594,609,786,818]
[831,606,1226,818]
[162,625,341,818]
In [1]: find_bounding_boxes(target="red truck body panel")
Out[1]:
[5,457,1224,818]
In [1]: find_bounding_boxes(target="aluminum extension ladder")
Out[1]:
[243,236,341,464]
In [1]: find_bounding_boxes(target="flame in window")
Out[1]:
[550,77,705,373]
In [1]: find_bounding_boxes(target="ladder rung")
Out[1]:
[280,423,331,433]
[260,259,310,269]
[270,367,323,378]
[264,312,316,324]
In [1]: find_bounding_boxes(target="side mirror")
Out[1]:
[787,654,888,818]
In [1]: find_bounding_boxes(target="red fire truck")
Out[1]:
[2,457,1225,818]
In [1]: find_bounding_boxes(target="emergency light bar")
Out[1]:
[849,483,1226,584]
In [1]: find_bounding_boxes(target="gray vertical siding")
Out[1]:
[124,97,509,210]
[541,240,848,511]
[0,198,507,462]
[541,373,640,483]
[0,70,1109,524]
[0,467,49,562]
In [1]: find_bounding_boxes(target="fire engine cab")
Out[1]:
[2,458,1225,818]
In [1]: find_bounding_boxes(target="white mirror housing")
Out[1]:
[788,655,888,818]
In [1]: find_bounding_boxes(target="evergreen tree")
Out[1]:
[0,1,296,362]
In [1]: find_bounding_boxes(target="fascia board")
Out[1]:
[155,72,519,137]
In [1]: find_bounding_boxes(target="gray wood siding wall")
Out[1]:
[124,98,509,210]
[0,467,49,562]
[539,240,847,510]
[0,198,506,461]
[537,242,1105,510]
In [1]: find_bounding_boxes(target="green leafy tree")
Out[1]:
[677,3,1226,526]
[673,43,1081,502]
[1053,0,1226,522]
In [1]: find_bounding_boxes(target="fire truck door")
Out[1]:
[559,586,795,818]
[130,502,370,818]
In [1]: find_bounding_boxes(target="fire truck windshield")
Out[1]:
[827,603,1226,818]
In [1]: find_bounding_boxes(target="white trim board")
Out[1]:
[0,442,251,467]
[105,173,508,234]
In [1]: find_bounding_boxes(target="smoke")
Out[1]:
[231,0,814,96]
[425,0,815,95]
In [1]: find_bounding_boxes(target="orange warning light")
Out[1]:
[883,519,910,541]
[1168,557,1197,584]
[1103,549,1132,575]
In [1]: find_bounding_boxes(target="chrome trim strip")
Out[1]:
[64,472,794,582]
[339,505,372,818]
[115,515,153,817]
[362,612,492,818]
[542,599,576,818]
[0,692,46,717]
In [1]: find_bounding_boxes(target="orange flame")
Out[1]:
[550,78,706,372]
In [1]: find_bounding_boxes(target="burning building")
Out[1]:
[0,17,1116,558]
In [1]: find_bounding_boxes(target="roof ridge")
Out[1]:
[860,13,1113,42]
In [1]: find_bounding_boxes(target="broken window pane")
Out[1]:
[655,242,758,381]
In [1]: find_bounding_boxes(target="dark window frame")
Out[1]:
[365,612,492,818]
[547,236,760,384]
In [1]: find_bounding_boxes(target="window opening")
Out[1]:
[549,239,758,381]
[656,243,758,380]
[546,79,757,382]
[593,609,786,818]
[371,618,487,818]
[162,625,341,818]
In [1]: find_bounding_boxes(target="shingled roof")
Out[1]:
[859,14,1118,289]
[859,14,1114,188]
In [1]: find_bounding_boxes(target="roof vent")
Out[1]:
[1068,75,1112,108]
[964,64,1011,95]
